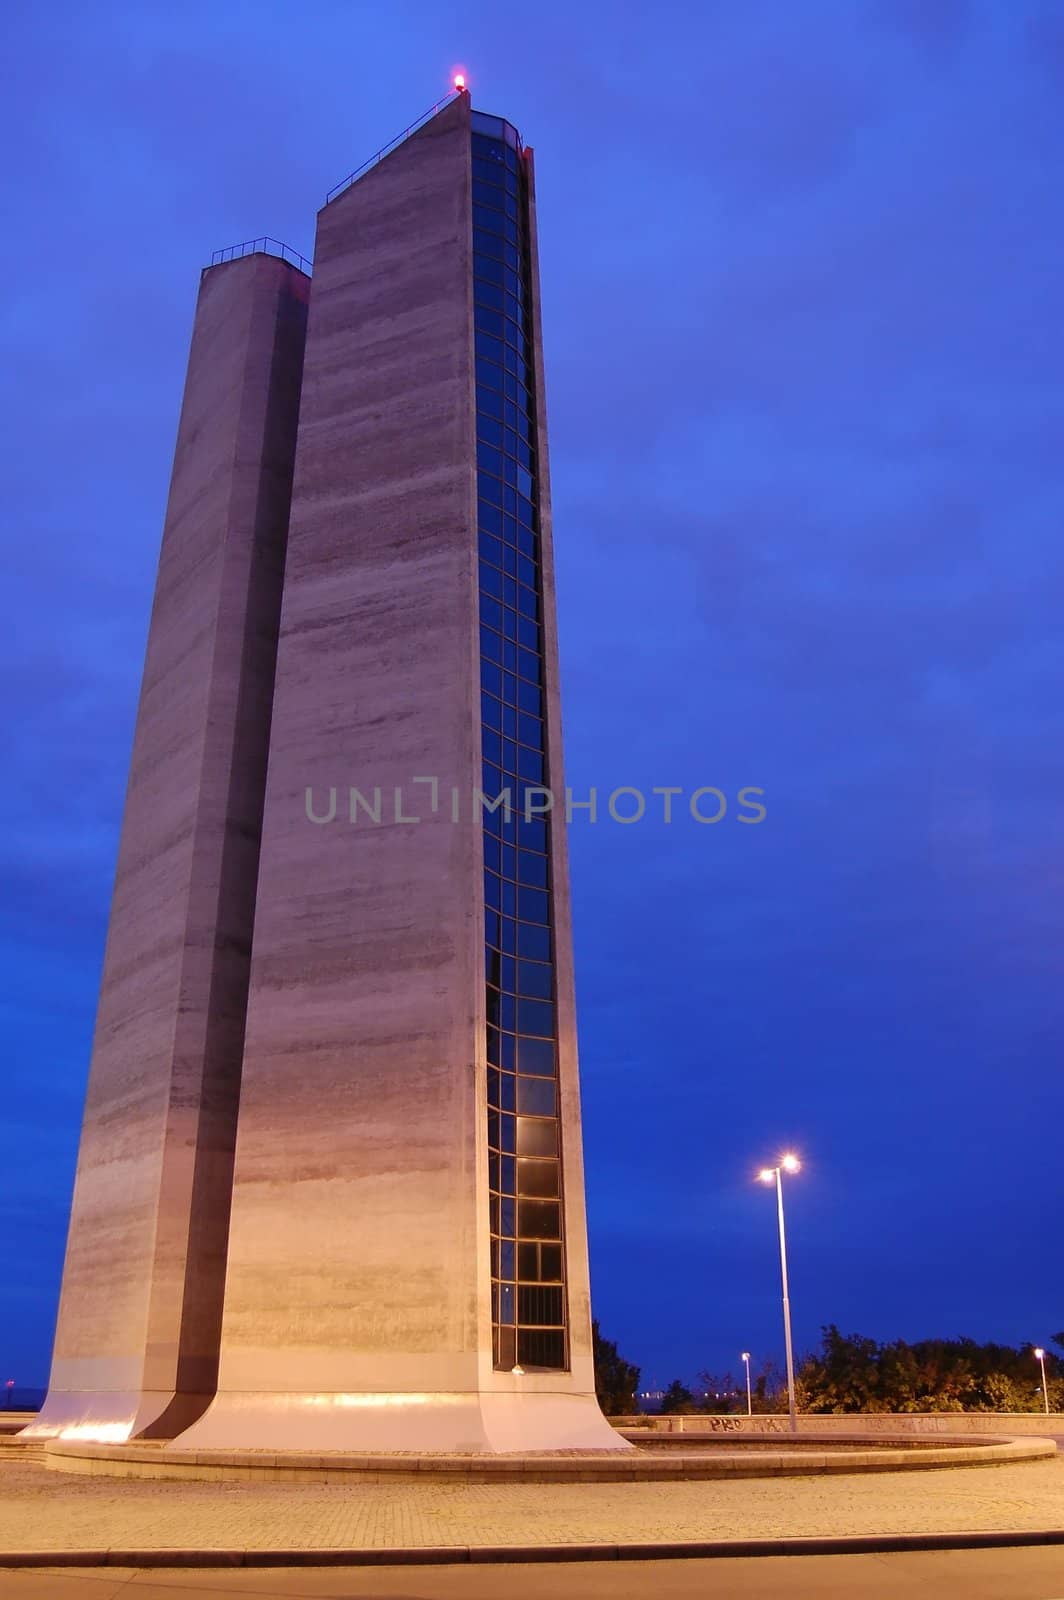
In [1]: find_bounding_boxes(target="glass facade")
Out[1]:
[472,113,568,1373]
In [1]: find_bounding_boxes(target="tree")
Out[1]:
[696,1371,741,1413]
[591,1321,640,1416]
[659,1378,700,1414]
[798,1325,882,1413]
[796,1325,1061,1414]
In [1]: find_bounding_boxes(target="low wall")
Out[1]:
[0,1413,37,1436]
[43,1433,1054,1483]
[615,1412,1064,1438]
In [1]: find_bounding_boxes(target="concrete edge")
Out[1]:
[38,1435,1056,1483]
[4,1529,1064,1568]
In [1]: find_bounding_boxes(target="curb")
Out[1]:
[4,1529,1064,1568]
[34,1434,1056,1483]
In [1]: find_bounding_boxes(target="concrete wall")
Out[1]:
[29,254,309,1443]
[180,96,620,1454]
[616,1412,1064,1437]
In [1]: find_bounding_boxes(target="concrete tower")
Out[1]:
[30,252,310,1441]
[36,91,623,1454]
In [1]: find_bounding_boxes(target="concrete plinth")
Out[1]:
[166,1389,621,1454]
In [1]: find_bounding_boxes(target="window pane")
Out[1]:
[515,816,548,854]
[479,531,503,570]
[516,923,550,961]
[476,304,505,340]
[517,615,540,652]
[517,745,544,784]
[515,1118,557,1161]
[517,1241,540,1280]
[479,500,504,535]
[517,1159,559,1198]
[476,278,505,314]
[517,1284,564,1325]
[473,203,506,236]
[518,886,549,925]
[473,157,506,188]
[477,409,504,446]
[539,1243,563,1281]
[476,437,504,474]
[517,851,548,890]
[517,646,540,682]
[516,679,541,716]
[518,1199,561,1240]
[517,1328,565,1369]
[475,355,504,392]
[480,565,503,601]
[516,958,552,999]
[517,1077,557,1116]
[480,596,504,634]
[517,1035,555,1076]
[496,1325,516,1369]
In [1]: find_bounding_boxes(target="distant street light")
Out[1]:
[741,1351,752,1417]
[758,1153,802,1434]
[1033,1348,1050,1416]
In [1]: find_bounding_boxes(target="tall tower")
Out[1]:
[35,90,624,1454]
[29,252,309,1441]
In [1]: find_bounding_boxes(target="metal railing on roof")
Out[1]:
[325,89,462,205]
[209,236,312,275]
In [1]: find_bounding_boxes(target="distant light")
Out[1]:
[741,1352,750,1362]
[781,1153,801,1173]
[1034,1347,1045,1360]
[453,72,467,91]
[758,1168,775,1184]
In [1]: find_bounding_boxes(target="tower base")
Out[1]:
[21,1385,212,1444]
[174,1387,630,1453]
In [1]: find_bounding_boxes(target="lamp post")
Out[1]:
[758,1153,801,1434]
[741,1351,752,1417]
[1033,1348,1050,1416]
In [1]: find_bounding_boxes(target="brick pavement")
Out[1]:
[0,1455,1062,1554]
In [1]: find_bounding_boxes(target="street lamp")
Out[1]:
[758,1153,802,1433]
[741,1351,752,1417]
[1033,1348,1050,1416]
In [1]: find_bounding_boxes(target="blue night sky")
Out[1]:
[4,0,1063,1393]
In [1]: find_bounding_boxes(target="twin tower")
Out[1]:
[32,93,622,1453]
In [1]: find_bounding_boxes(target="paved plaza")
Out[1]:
[0,1454,1062,1558]
[3,1550,1064,1600]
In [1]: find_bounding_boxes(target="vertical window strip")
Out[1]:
[474,132,568,1374]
